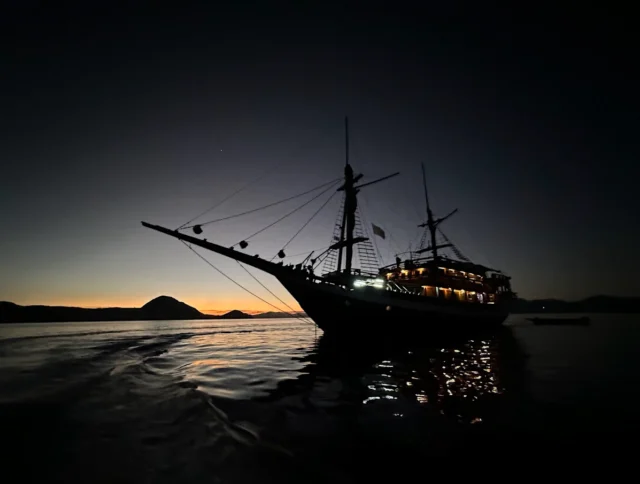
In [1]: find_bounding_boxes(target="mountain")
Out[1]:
[510,296,640,313]
[0,296,252,323]
[141,296,203,320]
[219,309,252,319]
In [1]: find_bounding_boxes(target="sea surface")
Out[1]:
[1,314,638,482]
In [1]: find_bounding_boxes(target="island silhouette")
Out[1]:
[0,296,254,323]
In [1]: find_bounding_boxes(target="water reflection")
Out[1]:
[363,338,505,423]
[269,327,526,425]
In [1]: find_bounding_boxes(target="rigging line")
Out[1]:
[235,262,315,325]
[180,241,314,326]
[239,180,341,245]
[274,190,338,259]
[356,201,383,266]
[313,249,333,270]
[178,122,342,232]
[410,225,423,253]
[177,169,272,230]
[281,245,332,259]
[181,177,341,230]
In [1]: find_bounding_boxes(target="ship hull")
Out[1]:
[278,276,509,339]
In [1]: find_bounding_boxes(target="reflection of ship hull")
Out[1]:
[278,275,509,337]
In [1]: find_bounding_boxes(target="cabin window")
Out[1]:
[423,286,437,297]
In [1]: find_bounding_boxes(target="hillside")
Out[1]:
[0,296,253,323]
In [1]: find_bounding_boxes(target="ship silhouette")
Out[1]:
[142,118,515,337]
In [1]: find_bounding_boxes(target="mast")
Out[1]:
[343,116,357,274]
[336,203,347,272]
[336,117,349,273]
[421,163,438,261]
[334,116,398,275]
[418,163,457,261]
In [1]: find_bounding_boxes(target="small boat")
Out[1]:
[527,316,590,326]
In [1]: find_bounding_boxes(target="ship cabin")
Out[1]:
[378,257,513,304]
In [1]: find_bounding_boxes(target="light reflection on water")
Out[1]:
[259,326,523,428]
[360,338,504,423]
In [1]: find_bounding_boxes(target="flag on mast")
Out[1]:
[371,223,386,239]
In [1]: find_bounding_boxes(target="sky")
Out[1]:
[1,3,638,311]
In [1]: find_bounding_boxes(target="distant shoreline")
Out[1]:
[2,294,636,324]
[0,296,306,324]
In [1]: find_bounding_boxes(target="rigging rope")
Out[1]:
[273,190,338,259]
[279,245,332,260]
[437,228,471,262]
[180,178,341,230]
[180,241,314,326]
[235,262,314,324]
[237,180,341,245]
[177,169,272,230]
[312,248,333,270]
[355,200,383,267]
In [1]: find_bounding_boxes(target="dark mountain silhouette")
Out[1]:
[141,296,203,320]
[0,296,253,323]
[219,309,253,319]
[510,295,640,313]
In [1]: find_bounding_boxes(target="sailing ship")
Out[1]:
[142,119,515,337]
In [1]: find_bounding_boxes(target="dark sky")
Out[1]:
[1,3,638,309]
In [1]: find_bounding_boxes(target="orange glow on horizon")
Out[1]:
[8,294,302,314]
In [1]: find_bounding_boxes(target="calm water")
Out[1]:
[1,314,638,481]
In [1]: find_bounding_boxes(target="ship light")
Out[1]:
[354,278,385,289]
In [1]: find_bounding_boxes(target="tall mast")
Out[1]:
[336,117,349,273]
[335,117,399,275]
[418,163,457,261]
[343,116,357,274]
[421,163,438,261]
